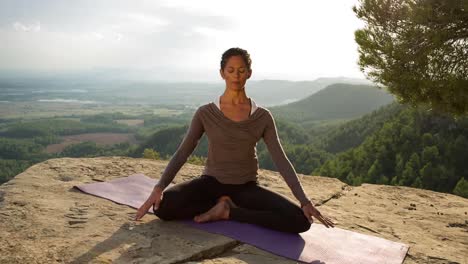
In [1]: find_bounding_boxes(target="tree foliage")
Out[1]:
[311,102,405,153]
[353,0,468,116]
[453,177,468,198]
[60,141,132,158]
[314,104,468,196]
[142,148,160,160]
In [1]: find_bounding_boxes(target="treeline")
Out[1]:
[60,141,134,157]
[0,137,54,184]
[0,108,197,184]
[310,103,405,153]
[131,125,204,158]
[2,103,467,198]
[0,138,137,184]
[135,114,190,141]
[136,103,468,198]
[257,143,331,176]
[0,159,31,183]
[0,117,139,184]
[0,118,132,138]
[314,105,468,197]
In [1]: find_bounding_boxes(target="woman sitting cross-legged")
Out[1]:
[135,47,335,234]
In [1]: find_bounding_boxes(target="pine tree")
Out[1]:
[453,177,468,198]
[353,0,468,116]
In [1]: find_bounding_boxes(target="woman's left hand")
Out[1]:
[302,202,335,228]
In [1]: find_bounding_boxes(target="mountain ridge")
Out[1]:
[270,83,395,125]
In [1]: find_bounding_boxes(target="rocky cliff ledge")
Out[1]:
[0,157,466,264]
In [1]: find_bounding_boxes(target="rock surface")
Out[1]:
[0,156,466,264]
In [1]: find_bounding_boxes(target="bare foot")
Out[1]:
[217,195,237,208]
[194,200,230,223]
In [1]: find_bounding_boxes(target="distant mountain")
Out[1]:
[269,83,395,126]
[0,71,373,106]
[246,77,372,106]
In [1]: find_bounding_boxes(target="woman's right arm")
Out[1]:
[154,107,205,190]
[135,108,204,221]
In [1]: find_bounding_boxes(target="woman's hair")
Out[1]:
[220,47,252,71]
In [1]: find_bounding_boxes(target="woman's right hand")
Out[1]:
[135,186,163,221]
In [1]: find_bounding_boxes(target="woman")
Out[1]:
[135,47,335,233]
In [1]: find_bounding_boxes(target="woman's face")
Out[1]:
[220,55,252,90]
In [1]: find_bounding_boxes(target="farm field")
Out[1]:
[0,101,184,120]
[44,132,139,154]
[115,119,145,126]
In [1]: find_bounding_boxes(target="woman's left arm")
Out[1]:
[262,111,311,207]
[263,111,335,228]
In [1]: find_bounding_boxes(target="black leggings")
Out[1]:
[154,175,311,234]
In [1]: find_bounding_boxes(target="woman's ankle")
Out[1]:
[218,195,237,208]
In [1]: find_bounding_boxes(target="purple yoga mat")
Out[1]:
[75,173,409,264]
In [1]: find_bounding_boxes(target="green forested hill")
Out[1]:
[246,77,371,106]
[270,83,395,127]
[310,102,405,153]
[314,105,468,197]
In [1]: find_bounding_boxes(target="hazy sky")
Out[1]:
[0,0,366,81]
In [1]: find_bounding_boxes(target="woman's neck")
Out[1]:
[220,89,249,105]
